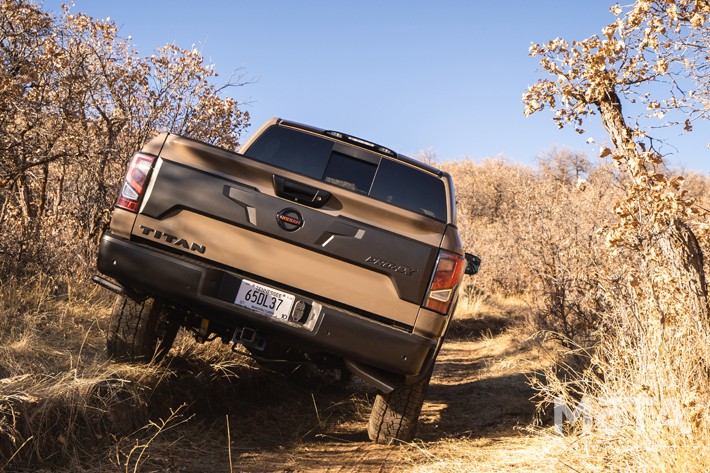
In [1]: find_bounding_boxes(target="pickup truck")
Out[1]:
[93,118,479,443]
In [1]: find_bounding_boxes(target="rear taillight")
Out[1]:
[116,153,155,212]
[424,250,466,314]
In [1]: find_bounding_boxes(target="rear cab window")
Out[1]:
[243,125,448,221]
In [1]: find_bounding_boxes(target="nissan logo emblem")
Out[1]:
[276,208,304,231]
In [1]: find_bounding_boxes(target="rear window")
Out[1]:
[324,152,377,194]
[243,125,333,179]
[370,159,446,219]
[244,125,447,220]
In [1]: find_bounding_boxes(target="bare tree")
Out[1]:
[524,0,708,316]
[0,0,251,275]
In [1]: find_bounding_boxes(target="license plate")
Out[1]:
[234,279,295,321]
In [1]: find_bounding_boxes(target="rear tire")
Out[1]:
[107,295,178,362]
[367,368,432,444]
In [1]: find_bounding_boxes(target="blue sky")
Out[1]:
[44,1,710,172]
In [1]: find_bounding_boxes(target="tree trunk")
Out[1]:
[658,219,709,323]
[596,88,637,156]
[596,85,709,321]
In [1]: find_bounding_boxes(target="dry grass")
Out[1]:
[0,276,256,471]
[407,279,710,473]
[0,277,556,472]
[532,327,710,472]
[391,295,557,473]
[402,435,569,473]
[0,277,173,471]
[528,241,710,473]
[0,277,379,471]
[13,269,706,473]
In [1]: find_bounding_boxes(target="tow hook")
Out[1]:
[231,327,266,351]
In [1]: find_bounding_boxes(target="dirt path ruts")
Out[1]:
[233,313,540,471]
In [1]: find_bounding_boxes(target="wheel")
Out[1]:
[107,295,179,362]
[367,368,433,444]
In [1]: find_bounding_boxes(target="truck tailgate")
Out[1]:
[133,135,445,327]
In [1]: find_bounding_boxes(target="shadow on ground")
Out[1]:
[419,356,537,441]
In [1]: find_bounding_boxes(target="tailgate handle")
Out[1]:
[273,175,330,208]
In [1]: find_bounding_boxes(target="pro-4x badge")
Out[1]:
[276,208,304,231]
[365,256,418,276]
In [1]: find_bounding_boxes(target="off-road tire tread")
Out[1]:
[107,295,176,362]
[367,370,432,444]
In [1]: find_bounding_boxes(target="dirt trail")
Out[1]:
[136,299,549,473]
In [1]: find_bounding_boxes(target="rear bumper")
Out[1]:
[97,232,436,377]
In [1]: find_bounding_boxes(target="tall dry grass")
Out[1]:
[531,228,710,472]
[0,275,368,471]
[0,276,261,471]
[0,277,155,470]
[445,152,710,472]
